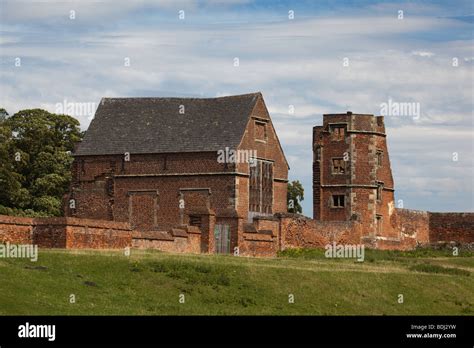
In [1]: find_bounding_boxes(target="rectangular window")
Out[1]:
[376,182,384,201]
[332,158,345,174]
[376,150,383,167]
[332,195,345,208]
[314,146,321,162]
[255,121,267,142]
[249,160,273,213]
[331,126,345,141]
[376,215,383,235]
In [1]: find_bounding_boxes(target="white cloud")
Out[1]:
[411,50,435,57]
[0,4,472,213]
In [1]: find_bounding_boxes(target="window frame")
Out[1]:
[376,150,383,167]
[254,120,268,143]
[376,182,384,202]
[249,159,273,214]
[331,157,346,175]
[331,194,345,208]
[330,125,346,141]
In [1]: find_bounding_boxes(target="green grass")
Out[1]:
[0,248,473,315]
[409,263,470,276]
[278,247,474,260]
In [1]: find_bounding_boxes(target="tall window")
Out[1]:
[332,195,345,208]
[376,182,384,201]
[332,158,345,174]
[376,215,383,235]
[314,146,321,162]
[376,150,383,167]
[249,160,273,214]
[255,121,267,142]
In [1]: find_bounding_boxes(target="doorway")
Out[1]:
[214,224,230,254]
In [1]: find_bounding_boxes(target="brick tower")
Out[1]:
[313,112,397,238]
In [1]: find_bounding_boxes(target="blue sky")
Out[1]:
[1,0,473,214]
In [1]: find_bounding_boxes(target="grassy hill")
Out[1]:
[0,248,472,315]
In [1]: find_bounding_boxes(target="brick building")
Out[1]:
[2,98,472,256]
[65,92,289,254]
[313,112,398,239]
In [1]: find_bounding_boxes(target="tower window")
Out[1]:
[314,146,321,162]
[376,182,384,201]
[331,126,345,141]
[332,195,345,208]
[376,215,383,235]
[332,158,345,174]
[376,150,383,167]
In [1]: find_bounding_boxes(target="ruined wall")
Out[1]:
[0,215,131,249]
[396,208,430,245]
[0,215,34,244]
[132,226,201,254]
[33,217,131,249]
[429,212,474,244]
[1,209,472,256]
[240,232,276,257]
[278,213,362,250]
[238,216,279,257]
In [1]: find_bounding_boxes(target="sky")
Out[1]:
[0,0,473,215]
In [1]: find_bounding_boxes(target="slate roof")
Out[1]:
[74,93,261,156]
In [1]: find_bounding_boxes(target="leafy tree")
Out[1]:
[0,108,8,121]
[287,180,304,214]
[0,108,82,216]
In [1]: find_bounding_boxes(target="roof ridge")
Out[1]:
[100,92,261,102]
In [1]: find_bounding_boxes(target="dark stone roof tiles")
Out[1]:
[74,93,261,156]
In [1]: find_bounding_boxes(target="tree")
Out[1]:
[0,109,82,216]
[0,108,8,121]
[287,180,304,214]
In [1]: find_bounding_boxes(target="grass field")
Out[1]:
[0,248,473,315]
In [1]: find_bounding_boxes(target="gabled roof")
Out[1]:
[74,93,261,156]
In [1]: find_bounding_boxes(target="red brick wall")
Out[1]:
[34,217,131,249]
[240,232,276,257]
[0,215,34,244]
[279,214,362,249]
[34,223,67,248]
[132,228,201,253]
[429,212,474,244]
[67,152,235,224]
[1,210,473,256]
[112,175,234,231]
[396,208,430,245]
